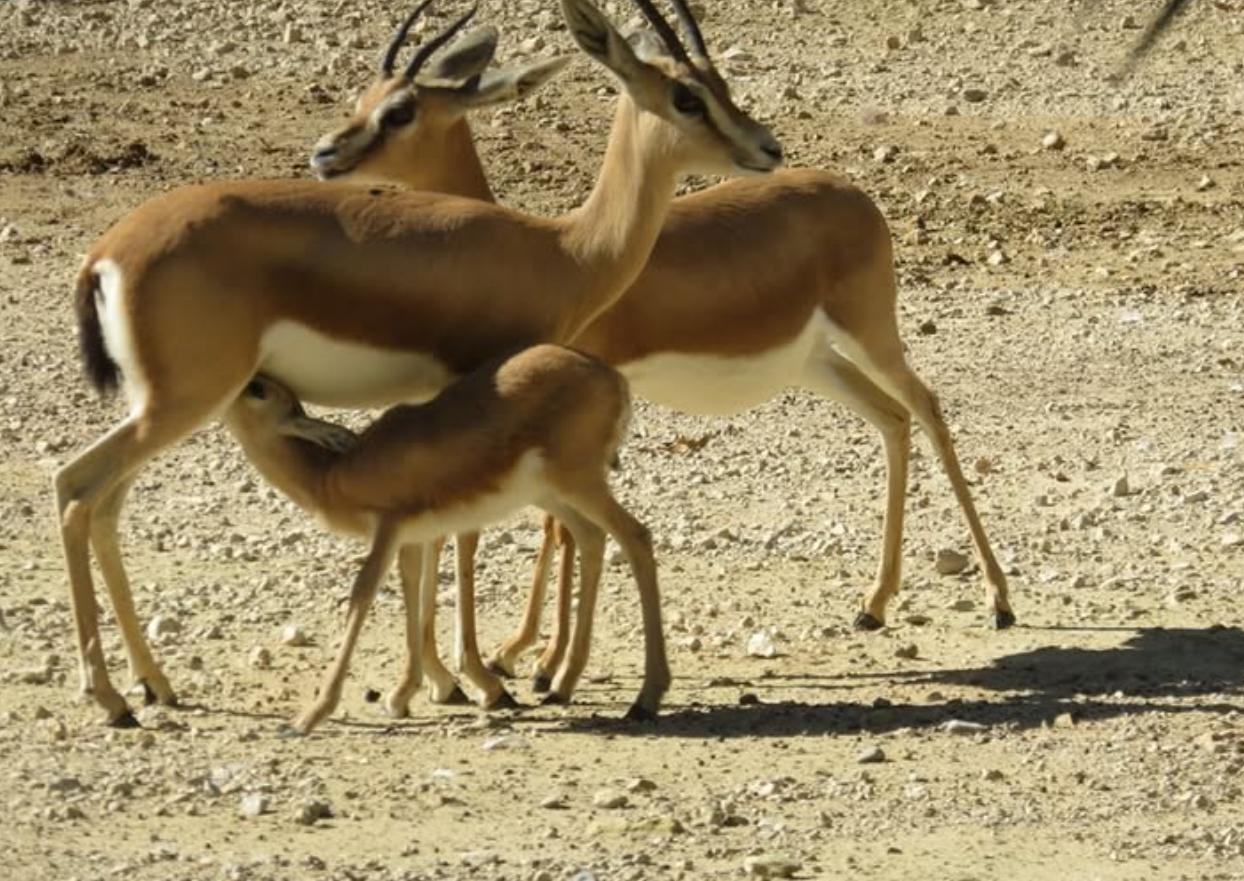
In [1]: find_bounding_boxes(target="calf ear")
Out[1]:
[422,26,498,83]
[452,56,572,108]
[560,0,646,84]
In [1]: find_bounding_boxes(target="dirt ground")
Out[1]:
[2,0,1243,879]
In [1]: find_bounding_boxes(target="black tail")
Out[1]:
[75,265,120,396]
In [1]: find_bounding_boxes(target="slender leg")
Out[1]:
[55,409,208,725]
[293,521,399,734]
[452,532,516,709]
[863,355,1015,628]
[539,507,604,707]
[532,522,575,692]
[415,538,468,704]
[488,515,557,676]
[385,543,424,718]
[801,350,912,630]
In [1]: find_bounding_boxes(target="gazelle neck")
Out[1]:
[439,119,495,202]
[556,97,682,339]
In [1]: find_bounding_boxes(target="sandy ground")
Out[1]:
[1,0,1243,879]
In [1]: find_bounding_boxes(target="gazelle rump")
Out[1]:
[316,6,1015,685]
[55,0,781,726]
[224,344,658,733]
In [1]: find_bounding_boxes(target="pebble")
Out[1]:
[935,548,970,575]
[948,598,975,612]
[239,793,269,818]
[894,643,919,660]
[481,734,530,751]
[539,793,568,809]
[874,144,897,163]
[626,777,657,793]
[746,630,778,659]
[248,646,272,670]
[280,624,310,647]
[961,87,987,103]
[943,719,988,735]
[1041,130,1066,150]
[1195,174,1215,192]
[146,615,181,640]
[294,799,333,825]
[743,855,802,879]
[591,789,628,809]
[1053,712,1076,729]
[1110,474,1131,498]
[857,745,886,764]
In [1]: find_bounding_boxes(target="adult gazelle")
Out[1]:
[56,0,781,726]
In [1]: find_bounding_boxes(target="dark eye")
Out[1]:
[381,102,416,128]
[671,82,706,117]
[246,380,267,400]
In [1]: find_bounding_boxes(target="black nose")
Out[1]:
[312,145,338,163]
[762,142,783,162]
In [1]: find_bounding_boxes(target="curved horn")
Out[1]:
[380,0,436,76]
[630,0,695,67]
[403,4,479,81]
[667,0,708,58]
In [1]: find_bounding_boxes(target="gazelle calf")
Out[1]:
[56,0,779,726]
[225,345,658,733]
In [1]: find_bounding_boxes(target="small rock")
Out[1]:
[894,643,918,660]
[280,624,310,647]
[743,855,802,879]
[948,598,975,612]
[857,745,886,764]
[626,777,657,793]
[943,719,988,735]
[481,734,530,751]
[239,793,269,818]
[146,615,181,640]
[1110,475,1131,498]
[874,144,897,163]
[935,548,970,575]
[961,87,988,103]
[539,793,567,809]
[982,768,1005,781]
[905,614,932,626]
[1041,130,1066,151]
[746,630,778,659]
[294,799,333,825]
[918,319,937,335]
[1052,712,1076,729]
[592,789,628,810]
[1195,174,1215,192]
[248,646,272,670]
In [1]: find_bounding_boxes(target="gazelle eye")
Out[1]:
[380,102,416,128]
[671,82,706,117]
[246,380,267,400]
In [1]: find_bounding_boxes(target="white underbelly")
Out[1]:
[259,321,457,409]
[620,313,829,415]
[392,451,549,543]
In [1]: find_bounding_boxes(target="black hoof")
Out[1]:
[531,673,553,693]
[854,611,885,631]
[140,682,178,707]
[540,692,569,707]
[487,689,521,711]
[110,709,141,729]
[440,685,472,706]
[994,609,1017,630]
[485,659,515,679]
[277,723,305,739]
[624,703,658,723]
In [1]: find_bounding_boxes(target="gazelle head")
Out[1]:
[310,1,570,185]
[227,376,359,455]
[561,0,783,176]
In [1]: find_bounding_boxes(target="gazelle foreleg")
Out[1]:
[385,543,426,718]
[293,520,400,734]
[451,532,518,709]
[411,538,470,704]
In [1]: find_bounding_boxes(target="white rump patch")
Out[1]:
[260,321,457,409]
[620,312,831,415]
[94,258,150,416]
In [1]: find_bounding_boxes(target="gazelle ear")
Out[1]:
[560,0,646,83]
[279,415,359,454]
[422,25,499,83]
[452,55,572,108]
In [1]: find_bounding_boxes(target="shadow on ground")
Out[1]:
[561,626,1244,739]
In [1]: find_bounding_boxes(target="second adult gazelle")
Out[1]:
[56,0,782,726]
[313,0,1015,688]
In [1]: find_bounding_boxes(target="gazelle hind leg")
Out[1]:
[385,543,426,718]
[293,522,400,734]
[90,475,176,705]
[801,349,911,629]
[860,352,1014,628]
[414,539,469,704]
[487,515,557,677]
[538,507,604,707]
[55,407,215,725]
[551,486,668,719]
[532,522,575,693]
[451,532,515,709]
